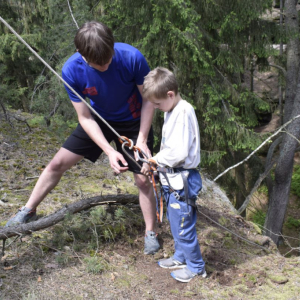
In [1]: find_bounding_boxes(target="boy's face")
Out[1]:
[82,56,112,72]
[149,91,176,112]
[87,57,112,72]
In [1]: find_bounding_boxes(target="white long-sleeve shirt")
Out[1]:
[152,99,200,189]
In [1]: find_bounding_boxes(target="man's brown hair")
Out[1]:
[143,67,178,100]
[74,21,114,65]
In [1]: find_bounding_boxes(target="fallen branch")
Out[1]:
[237,161,276,215]
[0,193,139,240]
[214,114,300,181]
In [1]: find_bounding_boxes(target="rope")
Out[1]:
[196,205,271,252]
[0,16,126,144]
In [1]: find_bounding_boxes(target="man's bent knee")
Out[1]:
[134,174,152,190]
[47,148,82,173]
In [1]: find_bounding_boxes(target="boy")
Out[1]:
[142,67,206,282]
[5,21,159,255]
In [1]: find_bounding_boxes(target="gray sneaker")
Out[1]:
[5,206,37,227]
[158,257,186,269]
[144,230,160,254]
[171,267,207,283]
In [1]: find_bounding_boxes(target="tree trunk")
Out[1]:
[264,73,300,245]
[283,0,300,123]
[264,0,300,245]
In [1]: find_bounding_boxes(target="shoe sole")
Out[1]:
[171,271,207,282]
[158,262,187,269]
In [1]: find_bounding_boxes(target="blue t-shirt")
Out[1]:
[62,43,150,122]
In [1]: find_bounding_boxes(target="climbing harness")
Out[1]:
[118,137,164,222]
[148,162,164,223]
[157,166,198,207]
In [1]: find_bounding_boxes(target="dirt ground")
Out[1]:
[1,114,300,300]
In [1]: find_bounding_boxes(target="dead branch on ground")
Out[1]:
[0,193,139,240]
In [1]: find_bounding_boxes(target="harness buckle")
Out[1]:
[173,192,181,200]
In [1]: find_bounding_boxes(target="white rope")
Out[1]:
[0,16,125,142]
[67,0,79,29]
[214,114,300,181]
[196,206,270,252]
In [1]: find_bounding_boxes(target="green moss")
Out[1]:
[268,274,288,284]
[218,216,230,227]
[83,256,111,274]
[248,221,263,234]
[184,291,198,297]
[248,274,257,283]
[114,277,131,288]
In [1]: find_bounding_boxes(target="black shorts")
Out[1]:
[62,117,154,174]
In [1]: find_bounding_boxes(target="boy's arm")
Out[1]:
[152,117,193,167]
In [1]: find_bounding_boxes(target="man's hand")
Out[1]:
[107,149,128,174]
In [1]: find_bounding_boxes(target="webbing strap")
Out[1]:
[159,169,196,208]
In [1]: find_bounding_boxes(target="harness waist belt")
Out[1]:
[157,167,197,207]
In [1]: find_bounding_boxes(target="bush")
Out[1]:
[291,165,300,197]
[49,205,144,251]
[251,209,266,228]
[285,216,300,229]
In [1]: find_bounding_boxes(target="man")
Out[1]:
[6,21,160,255]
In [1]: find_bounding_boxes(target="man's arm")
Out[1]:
[71,101,128,173]
[136,84,155,157]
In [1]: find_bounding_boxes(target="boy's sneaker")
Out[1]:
[5,206,37,227]
[158,257,186,269]
[171,267,207,283]
[144,230,160,254]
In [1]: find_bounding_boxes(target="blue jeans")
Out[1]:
[161,170,205,274]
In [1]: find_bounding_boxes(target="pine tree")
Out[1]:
[98,0,277,204]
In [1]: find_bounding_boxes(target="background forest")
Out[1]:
[1,0,300,248]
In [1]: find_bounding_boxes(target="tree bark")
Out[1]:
[283,0,300,123]
[264,0,300,245]
[0,194,139,240]
[264,72,300,245]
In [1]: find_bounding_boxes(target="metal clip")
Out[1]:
[173,192,181,200]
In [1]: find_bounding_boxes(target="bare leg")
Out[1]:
[134,173,157,232]
[25,148,83,210]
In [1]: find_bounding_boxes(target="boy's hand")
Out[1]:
[148,158,157,167]
[140,162,151,176]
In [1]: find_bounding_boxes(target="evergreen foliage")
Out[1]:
[99,1,276,171]
[0,0,280,204]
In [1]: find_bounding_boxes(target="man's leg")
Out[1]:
[134,173,160,254]
[5,148,83,227]
[134,173,156,232]
[26,148,83,209]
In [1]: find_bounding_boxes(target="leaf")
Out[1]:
[110,273,115,281]
[3,266,13,271]
[1,255,8,261]
[37,275,42,282]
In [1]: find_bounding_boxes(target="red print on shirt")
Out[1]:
[82,86,98,96]
[127,93,141,119]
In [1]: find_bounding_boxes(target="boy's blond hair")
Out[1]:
[143,67,178,100]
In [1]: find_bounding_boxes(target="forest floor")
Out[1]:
[1,113,300,300]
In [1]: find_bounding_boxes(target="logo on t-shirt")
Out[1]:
[82,86,98,96]
[127,93,141,119]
